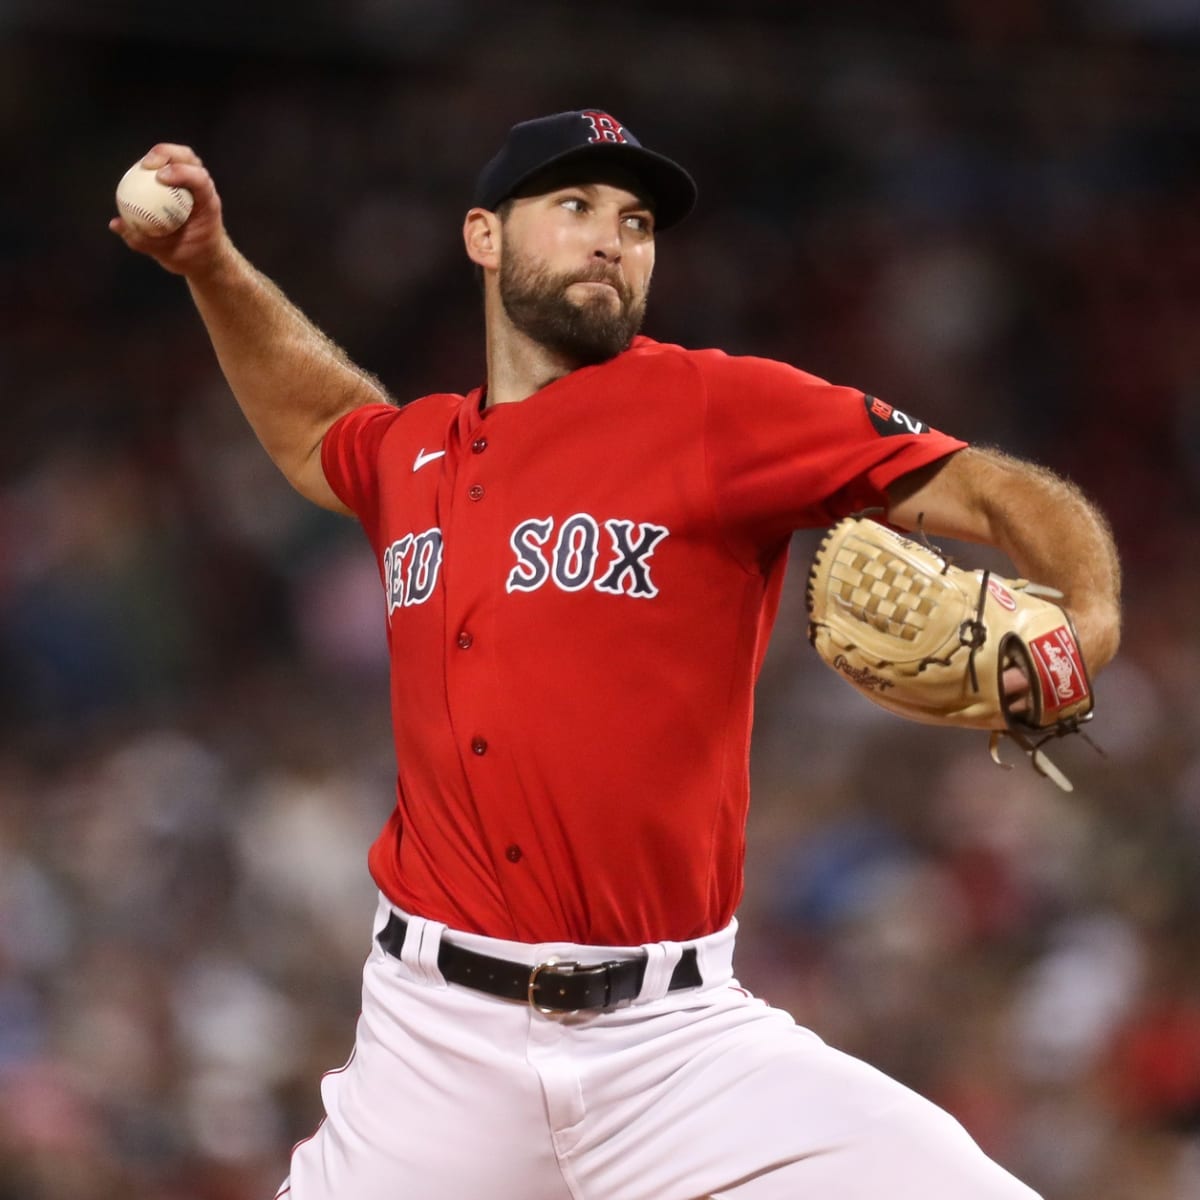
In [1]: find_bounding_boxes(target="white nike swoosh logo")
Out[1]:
[412,448,446,472]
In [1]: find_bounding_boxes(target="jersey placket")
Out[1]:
[439,408,530,906]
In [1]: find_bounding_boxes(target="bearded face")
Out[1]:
[498,246,648,367]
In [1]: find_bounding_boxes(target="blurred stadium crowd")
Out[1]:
[3,3,1200,1197]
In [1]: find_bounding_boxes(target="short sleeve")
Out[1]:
[321,403,404,538]
[698,350,966,559]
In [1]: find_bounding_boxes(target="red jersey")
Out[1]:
[321,337,965,946]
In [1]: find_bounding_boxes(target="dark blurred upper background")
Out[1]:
[2,3,1200,1198]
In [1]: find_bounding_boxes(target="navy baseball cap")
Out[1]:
[474,109,697,231]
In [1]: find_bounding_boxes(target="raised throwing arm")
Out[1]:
[110,143,389,513]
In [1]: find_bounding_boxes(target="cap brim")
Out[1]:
[483,142,697,231]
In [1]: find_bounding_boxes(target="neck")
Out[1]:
[484,316,581,408]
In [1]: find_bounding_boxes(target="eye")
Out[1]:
[560,196,588,214]
[623,212,654,236]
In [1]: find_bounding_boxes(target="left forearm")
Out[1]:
[887,447,1122,671]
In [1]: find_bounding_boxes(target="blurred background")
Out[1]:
[2,2,1200,1197]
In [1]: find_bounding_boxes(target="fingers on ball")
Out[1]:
[142,142,203,169]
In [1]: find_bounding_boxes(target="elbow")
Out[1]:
[271,439,353,516]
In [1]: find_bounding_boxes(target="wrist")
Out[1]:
[184,233,243,288]
[1070,600,1121,674]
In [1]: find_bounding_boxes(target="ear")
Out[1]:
[463,207,502,271]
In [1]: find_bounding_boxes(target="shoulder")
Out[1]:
[388,389,471,420]
[329,390,467,436]
[625,337,831,393]
[397,390,470,425]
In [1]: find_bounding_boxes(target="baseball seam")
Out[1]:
[120,187,191,232]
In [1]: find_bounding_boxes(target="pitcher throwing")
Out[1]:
[112,108,1121,1199]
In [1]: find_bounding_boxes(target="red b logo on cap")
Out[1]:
[581,111,627,144]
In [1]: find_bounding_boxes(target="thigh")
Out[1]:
[705,1074,1042,1200]
[567,985,1040,1200]
[281,944,569,1200]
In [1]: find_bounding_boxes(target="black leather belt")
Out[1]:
[376,911,703,1013]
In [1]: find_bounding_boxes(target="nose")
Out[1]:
[591,215,623,262]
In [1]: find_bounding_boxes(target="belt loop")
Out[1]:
[418,919,448,987]
[694,917,737,988]
[400,913,448,987]
[636,940,683,1004]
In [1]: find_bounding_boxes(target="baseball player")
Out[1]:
[112,110,1121,1199]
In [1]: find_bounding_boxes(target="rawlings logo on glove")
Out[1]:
[806,516,1095,790]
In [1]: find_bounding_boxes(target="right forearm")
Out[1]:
[112,143,388,510]
[186,237,390,482]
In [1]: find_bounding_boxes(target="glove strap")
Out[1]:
[989,728,1075,792]
[961,569,991,694]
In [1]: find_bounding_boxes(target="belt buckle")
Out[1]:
[528,957,620,1014]
[528,957,581,1014]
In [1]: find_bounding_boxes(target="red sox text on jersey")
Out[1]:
[384,516,669,612]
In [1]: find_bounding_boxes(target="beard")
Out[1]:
[498,252,647,367]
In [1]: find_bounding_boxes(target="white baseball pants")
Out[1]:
[274,896,1041,1200]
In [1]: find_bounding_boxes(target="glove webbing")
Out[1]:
[829,540,988,681]
[828,542,939,643]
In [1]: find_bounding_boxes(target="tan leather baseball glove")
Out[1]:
[806,516,1095,789]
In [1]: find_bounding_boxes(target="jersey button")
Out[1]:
[468,484,485,501]
[471,737,488,756]
[456,630,474,650]
[505,844,523,863]
[471,437,488,454]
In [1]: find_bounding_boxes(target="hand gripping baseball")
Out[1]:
[109,144,229,276]
[806,516,1097,790]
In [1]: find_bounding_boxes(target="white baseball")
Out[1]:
[115,161,194,237]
